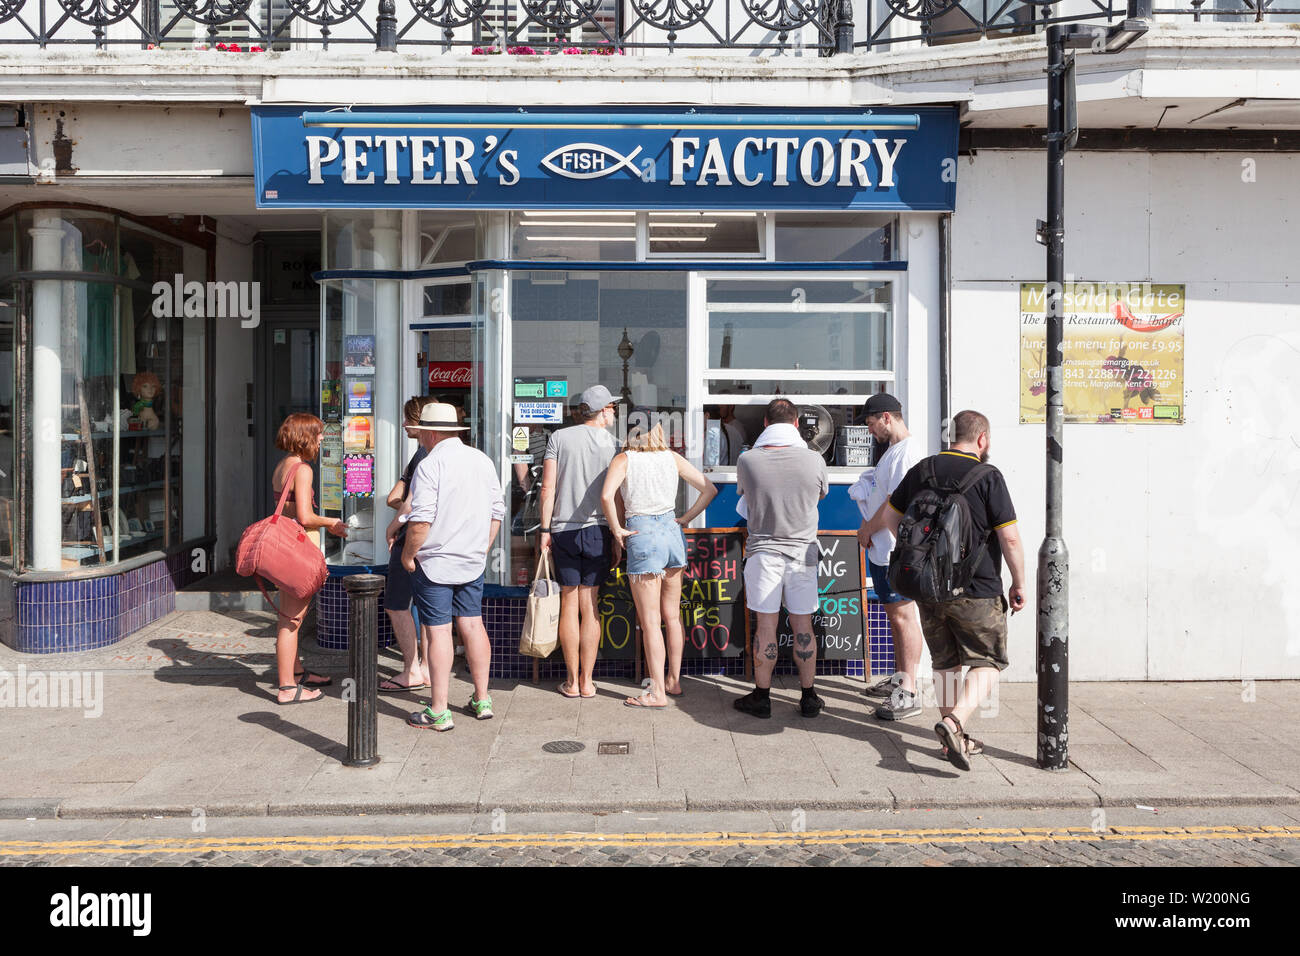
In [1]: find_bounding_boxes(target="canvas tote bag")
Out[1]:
[235,462,328,610]
[518,550,561,658]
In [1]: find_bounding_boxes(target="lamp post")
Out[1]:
[1034,2,1149,772]
[617,327,635,410]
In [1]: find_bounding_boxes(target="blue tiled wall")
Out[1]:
[316,565,396,652]
[6,551,191,654]
[319,564,897,681]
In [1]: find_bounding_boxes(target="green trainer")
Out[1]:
[408,706,454,731]
[468,695,494,720]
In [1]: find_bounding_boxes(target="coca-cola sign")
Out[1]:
[428,362,475,388]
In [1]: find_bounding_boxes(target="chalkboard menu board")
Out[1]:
[776,531,867,661]
[598,528,747,660]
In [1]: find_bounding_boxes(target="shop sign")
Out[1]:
[514,401,564,424]
[511,426,529,452]
[251,106,958,211]
[1019,282,1185,425]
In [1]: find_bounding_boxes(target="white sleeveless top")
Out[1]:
[621,450,679,518]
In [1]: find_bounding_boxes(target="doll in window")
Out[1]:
[130,371,162,430]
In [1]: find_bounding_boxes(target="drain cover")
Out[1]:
[542,740,585,754]
[597,741,631,755]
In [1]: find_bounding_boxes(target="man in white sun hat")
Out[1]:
[400,402,505,732]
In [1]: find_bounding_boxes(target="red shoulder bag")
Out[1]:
[235,462,329,609]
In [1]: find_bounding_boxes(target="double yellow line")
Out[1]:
[1,825,1297,858]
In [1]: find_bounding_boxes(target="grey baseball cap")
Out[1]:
[578,384,615,409]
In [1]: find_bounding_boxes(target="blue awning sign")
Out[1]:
[252,106,958,211]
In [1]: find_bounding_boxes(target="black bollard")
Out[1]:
[342,573,384,768]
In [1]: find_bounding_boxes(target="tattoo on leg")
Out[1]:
[796,649,813,661]
[796,632,812,647]
[795,632,814,662]
[763,644,778,660]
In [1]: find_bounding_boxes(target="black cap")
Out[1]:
[863,393,903,416]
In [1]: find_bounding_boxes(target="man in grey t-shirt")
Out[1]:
[735,398,828,719]
[540,384,619,699]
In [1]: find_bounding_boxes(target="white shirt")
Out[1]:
[621,450,678,518]
[856,436,925,566]
[404,437,506,585]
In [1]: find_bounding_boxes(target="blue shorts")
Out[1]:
[626,513,687,576]
[385,545,413,612]
[551,525,613,588]
[869,558,909,605]
[410,564,484,627]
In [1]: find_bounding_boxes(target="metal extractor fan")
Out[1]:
[797,404,835,455]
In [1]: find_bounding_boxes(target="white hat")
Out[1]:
[409,402,468,431]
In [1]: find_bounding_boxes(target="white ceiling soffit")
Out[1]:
[1184,98,1300,127]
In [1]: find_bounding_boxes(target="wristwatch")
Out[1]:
[540,527,552,533]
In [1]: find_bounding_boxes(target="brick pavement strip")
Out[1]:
[0,824,1296,866]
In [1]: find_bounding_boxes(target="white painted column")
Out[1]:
[902,214,942,453]
[29,213,65,570]
[371,210,401,564]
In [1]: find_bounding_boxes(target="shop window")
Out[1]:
[511,211,636,261]
[321,211,404,568]
[773,212,896,261]
[418,212,478,266]
[647,212,763,257]
[507,270,688,583]
[0,208,209,570]
[702,274,895,471]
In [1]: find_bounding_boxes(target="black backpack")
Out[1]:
[887,459,994,604]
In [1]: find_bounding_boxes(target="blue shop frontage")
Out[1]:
[4,105,958,671]
[257,104,959,679]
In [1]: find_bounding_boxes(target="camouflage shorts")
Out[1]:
[917,595,1010,671]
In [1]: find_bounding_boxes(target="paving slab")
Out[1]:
[3,609,1300,818]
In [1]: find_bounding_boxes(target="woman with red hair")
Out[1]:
[270,413,348,704]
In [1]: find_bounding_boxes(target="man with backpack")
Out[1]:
[881,410,1027,771]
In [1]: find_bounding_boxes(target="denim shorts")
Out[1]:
[410,564,484,627]
[625,512,687,577]
[386,544,413,612]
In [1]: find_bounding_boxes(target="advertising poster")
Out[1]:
[321,463,343,511]
[346,379,373,414]
[344,334,375,374]
[320,422,345,511]
[343,455,374,497]
[320,379,342,421]
[1020,283,1185,424]
[343,415,374,452]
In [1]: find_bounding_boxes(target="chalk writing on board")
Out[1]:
[776,533,866,660]
[598,529,746,659]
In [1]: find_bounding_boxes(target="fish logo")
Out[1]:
[540,142,643,180]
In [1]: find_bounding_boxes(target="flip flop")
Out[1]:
[294,669,333,687]
[276,684,323,705]
[580,689,597,699]
[379,678,430,693]
[557,682,581,699]
[624,694,668,708]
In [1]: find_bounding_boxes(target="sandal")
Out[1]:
[294,668,333,687]
[557,682,581,699]
[276,684,324,705]
[941,733,984,758]
[624,693,668,708]
[934,715,971,771]
[379,677,429,693]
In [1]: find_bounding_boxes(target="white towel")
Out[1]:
[735,423,804,519]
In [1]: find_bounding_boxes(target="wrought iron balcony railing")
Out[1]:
[0,0,1297,54]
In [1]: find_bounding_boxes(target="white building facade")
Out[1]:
[0,1,1296,679]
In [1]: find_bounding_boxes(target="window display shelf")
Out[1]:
[61,430,167,441]
[61,532,164,561]
[62,479,174,505]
